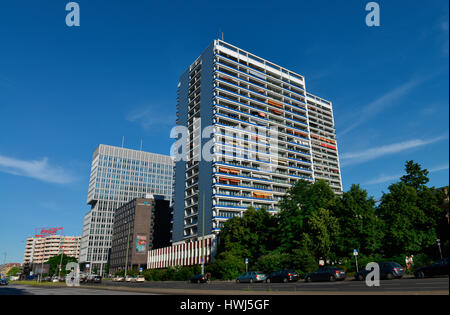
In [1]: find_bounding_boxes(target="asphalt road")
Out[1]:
[84,276,449,294]
[0,284,155,295]
[1,277,447,295]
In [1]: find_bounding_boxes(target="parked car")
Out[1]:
[305,267,346,282]
[79,274,89,283]
[266,270,299,283]
[112,276,125,282]
[354,262,404,281]
[125,276,136,282]
[236,271,266,283]
[0,277,8,286]
[51,277,60,283]
[414,258,449,279]
[190,274,210,284]
[135,275,145,283]
[88,275,102,283]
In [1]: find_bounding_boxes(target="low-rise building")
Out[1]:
[147,237,215,269]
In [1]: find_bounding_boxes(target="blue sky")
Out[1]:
[0,0,448,263]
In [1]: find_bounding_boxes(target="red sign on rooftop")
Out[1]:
[34,227,63,238]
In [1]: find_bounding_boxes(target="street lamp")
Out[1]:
[124,221,131,278]
[437,239,443,260]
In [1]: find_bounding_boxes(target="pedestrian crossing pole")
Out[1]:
[353,249,359,272]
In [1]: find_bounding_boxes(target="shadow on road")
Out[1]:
[0,286,31,295]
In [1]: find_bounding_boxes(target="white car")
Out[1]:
[112,276,124,282]
[135,276,145,283]
[125,276,136,282]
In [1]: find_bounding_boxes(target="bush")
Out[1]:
[290,248,317,278]
[173,266,197,281]
[143,269,165,281]
[207,252,245,280]
[126,269,139,277]
[142,265,202,281]
[114,270,124,277]
[255,251,291,275]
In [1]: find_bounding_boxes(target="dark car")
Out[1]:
[88,275,102,283]
[355,262,404,281]
[79,274,89,283]
[266,270,299,283]
[305,267,346,282]
[0,277,8,286]
[190,274,210,284]
[414,258,449,279]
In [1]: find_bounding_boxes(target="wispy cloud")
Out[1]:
[437,16,449,55]
[429,163,450,173]
[339,77,423,137]
[366,163,449,185]
[0,154,76,184]
[341,134,448,167]
[126,107,176,129]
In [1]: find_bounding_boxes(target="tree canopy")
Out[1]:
[208,160,448,279]
[44,254,78,276]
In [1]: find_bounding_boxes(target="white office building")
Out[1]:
[79,144,173,275]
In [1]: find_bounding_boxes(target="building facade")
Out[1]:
[147,237,214,269]
[79,144,173,275]
[172,40,342,244]
[109,196,171,273]
[23,235,80,264]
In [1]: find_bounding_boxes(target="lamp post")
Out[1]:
[437,239,443,260]
[58,236,64,278]
[124,221,131,278]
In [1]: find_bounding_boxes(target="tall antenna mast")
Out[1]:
[121,136,124,148]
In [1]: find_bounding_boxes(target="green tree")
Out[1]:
[290,246,317,277]
[307,208,340,261]
[333,184,383,257]
[217,207,277,264]
[378,161,446,257]
[45,254,77,276]
[400,160,430,190]
[7,266,21,276]
[378,182,424,255]
[207,251,245,280]
[277,180,336,251]
[255,251,291,274]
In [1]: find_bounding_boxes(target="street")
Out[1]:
[1,277,447,295]
[0,284,155,295]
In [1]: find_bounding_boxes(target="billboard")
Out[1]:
[33,264,50,275]
[136,235,147,253]
[35,227,63,238]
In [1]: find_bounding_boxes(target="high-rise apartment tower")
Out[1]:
[172,40,342,244]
